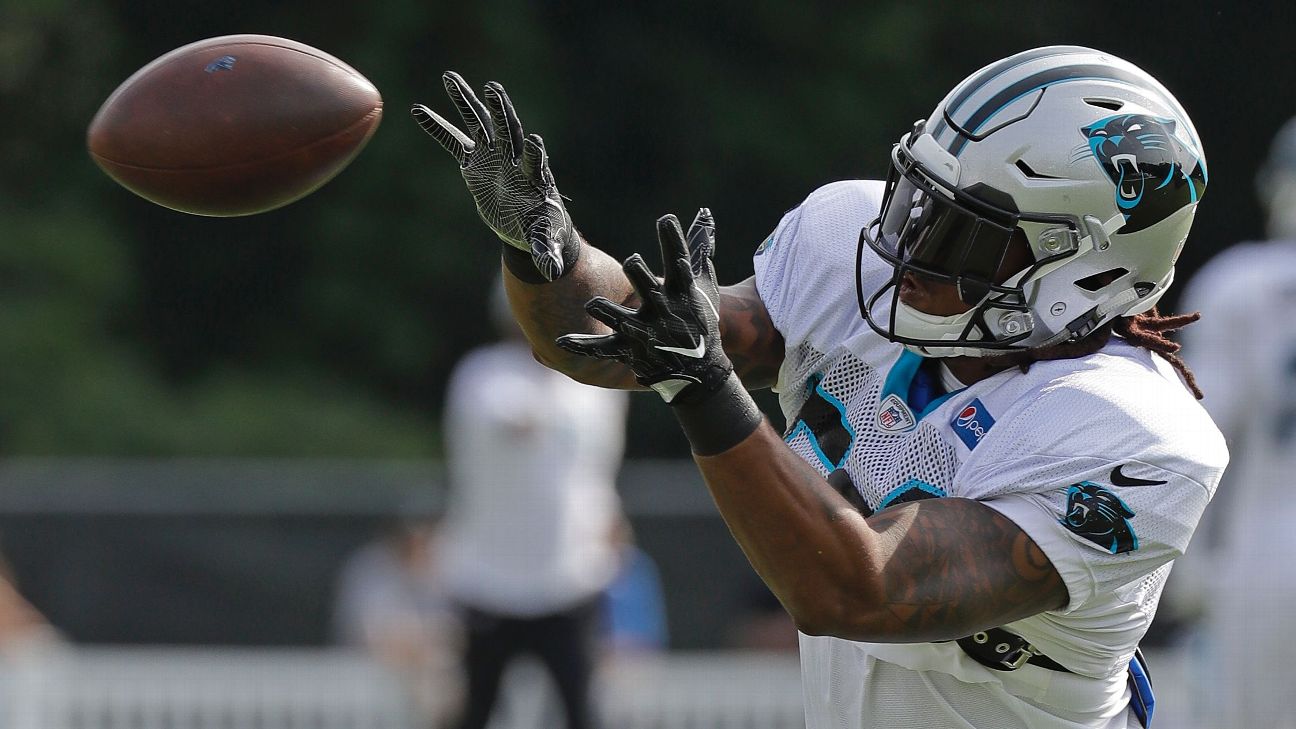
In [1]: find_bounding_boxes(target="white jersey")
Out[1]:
[1175,241,1296,727]
[441,341,627,616]
[753,180,1228,728]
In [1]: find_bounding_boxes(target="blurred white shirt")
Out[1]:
[1176,240,1296,728]
[441,340,627,616]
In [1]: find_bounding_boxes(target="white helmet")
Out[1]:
[860,46,1208,357]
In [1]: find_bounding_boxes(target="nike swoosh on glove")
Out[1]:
[556,208,730,404]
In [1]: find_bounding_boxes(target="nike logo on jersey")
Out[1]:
[654,340,706,358]
[1109,465,1168,487]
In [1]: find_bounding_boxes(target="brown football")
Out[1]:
[87,34,383,216]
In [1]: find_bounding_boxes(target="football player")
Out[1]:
[1173,116,1296,727]
[413,46,1226,728]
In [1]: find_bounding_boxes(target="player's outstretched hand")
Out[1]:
[557,209,733,404]
[411,72,576,281]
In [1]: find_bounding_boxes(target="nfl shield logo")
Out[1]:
[876,393,916,433]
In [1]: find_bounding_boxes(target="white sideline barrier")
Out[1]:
[0,648,418,729]
[0,648,805,729]
[0,646,1198,729]
[599,654,805,729]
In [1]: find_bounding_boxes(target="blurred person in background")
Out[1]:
[600,518,666,657]
[1174,116,1296,728]
[439,277,628,729]
[332,516,460,724]
[413,46,1223,729]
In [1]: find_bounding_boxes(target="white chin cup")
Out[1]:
[892,301,995,358]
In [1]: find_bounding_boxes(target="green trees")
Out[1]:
[0,0,1278,455]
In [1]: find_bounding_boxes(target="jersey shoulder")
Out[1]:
[753,180,886,355]
[964,342,1227,487]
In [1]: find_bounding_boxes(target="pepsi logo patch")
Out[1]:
[951,398,995,450]
[876,393,916,433]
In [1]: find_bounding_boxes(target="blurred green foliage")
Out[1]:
[0,0,1290,455]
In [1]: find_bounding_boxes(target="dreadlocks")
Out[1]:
[1003,307,1204,400]
[1113,307,1203,399]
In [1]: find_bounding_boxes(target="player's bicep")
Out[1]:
[719,276,784,390]
[851,497,1067,642]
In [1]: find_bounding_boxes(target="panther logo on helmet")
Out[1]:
[1080,114,1207,233]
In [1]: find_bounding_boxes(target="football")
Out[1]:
[87,34,383,216]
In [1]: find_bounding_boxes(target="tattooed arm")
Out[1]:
[693,422,1068,642]
[718,277,785,389]
[506,250,785,390]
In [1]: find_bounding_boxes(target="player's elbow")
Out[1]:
[789,611,838,638]
[784,582,888,640]
[787,600,881,640]
[756,584,844,639]
[790,602,919,642]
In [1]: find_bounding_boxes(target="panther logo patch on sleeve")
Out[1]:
[1059,481,1139,554]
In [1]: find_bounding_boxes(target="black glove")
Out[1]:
[557,209,765,455]
[411,72,578,282]
[557,209,729,404]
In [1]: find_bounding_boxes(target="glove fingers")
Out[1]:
[584,297,637,329]
[409,104,473,163]
[520,134,549,187]
[685,207,716,274]
[483,82,524,163]
[442,71,492,143]
[655,215,694,295]
[555,333,632,361]
[670,258,698,301]
[528,229,563,282]
[622,254,662,303]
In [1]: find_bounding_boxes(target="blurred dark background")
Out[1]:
[0,0,1292,648]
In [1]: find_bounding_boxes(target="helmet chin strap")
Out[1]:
[902,341,1003,359]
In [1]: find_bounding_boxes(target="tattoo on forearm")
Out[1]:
[720,282,784,389]
[867,499,1067,638]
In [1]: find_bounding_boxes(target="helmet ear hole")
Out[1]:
[1074,267,1129,292]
